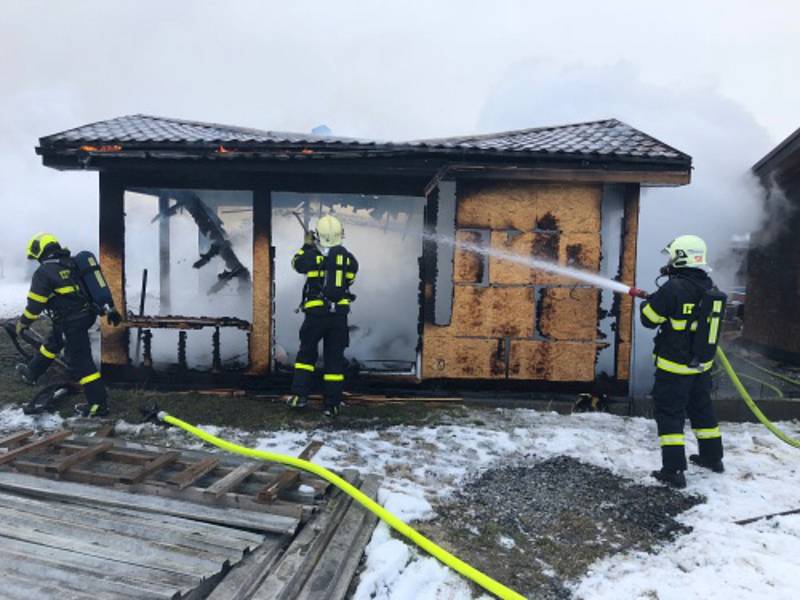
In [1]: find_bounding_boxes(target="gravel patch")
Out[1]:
[419,456,704,599]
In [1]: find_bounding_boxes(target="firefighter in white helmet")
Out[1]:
[640,234,727,488]
[286,215,358,417]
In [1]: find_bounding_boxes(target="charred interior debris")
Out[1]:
[36,115,692,394]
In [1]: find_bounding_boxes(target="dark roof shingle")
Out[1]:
[41,114,375,147]
[38,114,689,164]
[409,119,686,160]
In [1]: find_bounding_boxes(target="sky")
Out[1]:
[1,0,798,387]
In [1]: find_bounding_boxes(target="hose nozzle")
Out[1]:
[628,287,649,299]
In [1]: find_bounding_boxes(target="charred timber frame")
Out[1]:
[83,156,667,390]
[249,188,272,375]
[614,184,641,384]
[99,173,129,367]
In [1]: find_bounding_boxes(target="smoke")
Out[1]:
[2,2,794,387]
[753,174,797,247]
[271,195,425,370]
[478,61,774,393]
[0,88,97,281]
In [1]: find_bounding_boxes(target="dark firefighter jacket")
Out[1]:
[640,268,714,374]
[20,249,91,327]
[292,243,359,314]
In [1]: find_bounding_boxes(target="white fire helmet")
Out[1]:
[662,234,708,269]
[315,215,344,248]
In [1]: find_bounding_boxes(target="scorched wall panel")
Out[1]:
[422,180,604,382]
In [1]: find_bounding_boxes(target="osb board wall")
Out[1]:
[615,186,640,381]
[422,181,604,381]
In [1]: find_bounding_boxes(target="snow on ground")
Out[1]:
[0,404,797,599]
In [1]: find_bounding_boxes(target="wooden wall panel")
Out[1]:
[422,330,504,379]
[508,340,598,381]
[539,288,599,341]
[453,230,485,284]
[421,180,606,383]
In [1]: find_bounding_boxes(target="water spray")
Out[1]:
[321,210,651,301]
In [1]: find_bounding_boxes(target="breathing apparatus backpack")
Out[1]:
[72,250,115,315]
[688,285,728,366]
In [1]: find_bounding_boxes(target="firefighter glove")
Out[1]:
[15,320,28,337]
[106,309,123,327]
[303,230,316,246]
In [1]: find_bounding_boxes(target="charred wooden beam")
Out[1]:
[158,196,172,313]
[140,189,251,295]
[178,331,188,371]
[142,329,153,368]
[99,173,129,366]
[125,315,250,330]
[212,327,222,372]
[248,187,272,375]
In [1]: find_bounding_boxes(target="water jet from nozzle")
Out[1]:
[322,212,650,299]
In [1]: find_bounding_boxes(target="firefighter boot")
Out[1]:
[286,395,308,409]
[323,404,340,418]
[651,468,687,489]
[15,363,36,386]
[689,454,725,473]
[74,403,110,418]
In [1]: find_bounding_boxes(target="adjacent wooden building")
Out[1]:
[37,115,691,393]
[744,126,800,363]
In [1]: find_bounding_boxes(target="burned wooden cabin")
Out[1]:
[743,125,800,364]
[36,115,691,394]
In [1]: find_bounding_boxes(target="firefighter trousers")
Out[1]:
[291,312,348,408]
[651,369,723,471]
[27,313,108,409]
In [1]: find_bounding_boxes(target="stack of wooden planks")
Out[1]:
[0,428,380,599]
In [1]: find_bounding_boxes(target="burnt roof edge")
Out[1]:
[752,125,800,175]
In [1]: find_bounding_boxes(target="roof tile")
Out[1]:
[39,114,689,163]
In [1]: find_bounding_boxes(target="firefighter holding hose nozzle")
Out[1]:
[640,235,727,488]
[286,215,358,417]
[15,233,122,417]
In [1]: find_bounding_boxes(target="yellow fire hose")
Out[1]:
[728,350,800,389]
[716,348,800,449]
[157,412,527,600]
[155,348,796,598]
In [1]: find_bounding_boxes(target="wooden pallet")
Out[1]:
[0,429,381,599]
[0,430,327,523]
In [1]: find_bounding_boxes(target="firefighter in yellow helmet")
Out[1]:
[16,233,121,417]
[286,215,358,417]
[640,235,727,488]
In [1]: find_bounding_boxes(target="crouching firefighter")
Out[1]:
[15,233,122,417]
[640,235,727,489]
[286,216,358,417]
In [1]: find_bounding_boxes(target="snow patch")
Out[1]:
[0,405,63,431]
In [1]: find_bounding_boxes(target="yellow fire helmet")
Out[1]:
[662,234,708,269]
[26,232,61,260]
[315,215,344,248]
